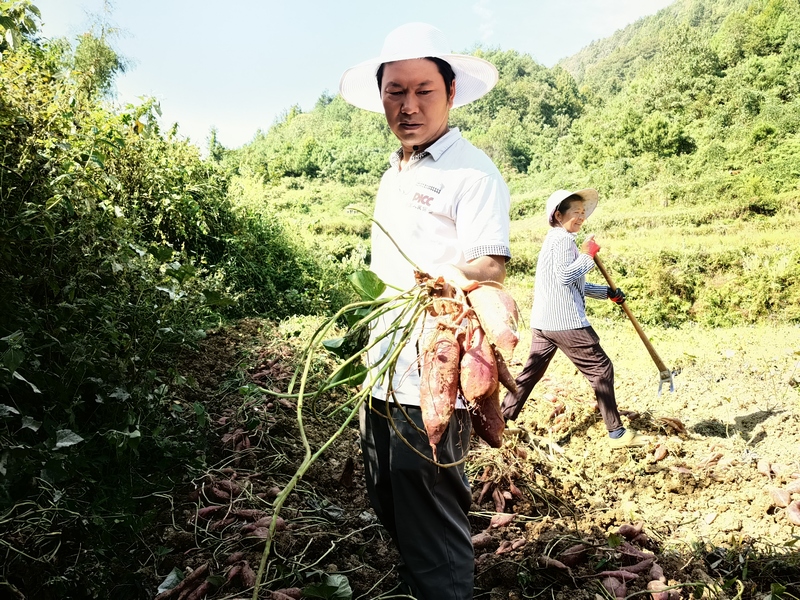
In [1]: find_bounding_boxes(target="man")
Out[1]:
[339,22,511,600]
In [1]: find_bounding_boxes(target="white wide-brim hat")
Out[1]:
[339,22,499,113]
[545,188,599,227]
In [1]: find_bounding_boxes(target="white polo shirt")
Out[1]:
[366,128,511,406]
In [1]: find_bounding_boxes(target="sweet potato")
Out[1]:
[493,347,517,394]
[595,570,640,582]
[538,556,570,570]
[466,284,519,357]
[239,562,257,587]
[184,581,213,600]
[617,522,644,540]
[469,385,505,448]
[271,588,302,600]
[472,531,495,549]
[647,579,670,600]
[649,562,665,582]
[654,444,668,461]
[769,487,791,508]
[787,500,800,525]
[492,487,505,513]
[558,543,588,567]
[459,320,498,405]
[496,540,513,555]
[154,563,208,600]
[601,576,626,599]
[786,479,800,494]
[620,556,654,574]
[419,327,460,458]
[489,512,516,528]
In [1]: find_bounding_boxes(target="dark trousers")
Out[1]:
[360,398,474,600]
[500,326,623,432]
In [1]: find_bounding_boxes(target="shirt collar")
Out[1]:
[551,226,578,239]
[389,128,462,168]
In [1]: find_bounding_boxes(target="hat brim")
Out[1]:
[546,188,599,226]
[339,54,498,113]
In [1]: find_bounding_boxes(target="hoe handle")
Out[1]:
[593,255,670,375]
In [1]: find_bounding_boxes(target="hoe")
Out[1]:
[594,255,676,395]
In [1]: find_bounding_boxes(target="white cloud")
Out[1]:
[473,0,495,43]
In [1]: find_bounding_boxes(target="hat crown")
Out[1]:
[380,22,451,63]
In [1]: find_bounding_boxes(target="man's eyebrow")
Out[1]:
[384,79,437,88]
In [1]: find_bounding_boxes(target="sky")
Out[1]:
[33,0,675,150]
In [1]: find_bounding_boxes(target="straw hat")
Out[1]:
[339,22,498,113]
[545,188,599,227]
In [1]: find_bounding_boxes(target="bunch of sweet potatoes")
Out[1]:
[418,281,519,458]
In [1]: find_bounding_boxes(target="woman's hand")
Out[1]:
[608,287,626,304]
[581,234,600,258]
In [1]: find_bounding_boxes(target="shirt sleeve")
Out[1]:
[552,236,594,285]
[585,283,608,299]
[454,173,512,261]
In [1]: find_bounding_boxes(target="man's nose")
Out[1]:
[401,95,419,114]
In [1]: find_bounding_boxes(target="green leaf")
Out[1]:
[322,337,347,357]
[2,347,25,373]
[55,429,84,449]
[157,568,184,593]
[329,363,367,388]
[303,574,353,600]
[22,416,41,431]
[0,404,20,418]
[343,306,372,328]
[167,261,196,284]
[770,583,786,597]
[202,290,235,307]
[193,402,207,428]
[12,371,40,393]
[348,270,385,301]
[148,244,174,262]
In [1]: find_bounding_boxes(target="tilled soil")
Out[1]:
[149,318,800,600]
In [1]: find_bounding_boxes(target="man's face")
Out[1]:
[380,58,454,154]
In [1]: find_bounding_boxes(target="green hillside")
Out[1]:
[225,0,800,326]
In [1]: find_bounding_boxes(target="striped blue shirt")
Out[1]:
[530,227,608,331]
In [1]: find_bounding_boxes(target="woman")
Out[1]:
[500,188,646,449]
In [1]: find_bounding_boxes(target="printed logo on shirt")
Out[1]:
[412,192,434,207]
[409,181,444,212]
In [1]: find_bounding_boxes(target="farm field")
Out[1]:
[146,318,800,599]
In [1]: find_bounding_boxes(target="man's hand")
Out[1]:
[433,264,479,296]
[608,287,626,304]
[581,234,600,258]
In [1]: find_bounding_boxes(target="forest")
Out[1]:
[1,0,799,598]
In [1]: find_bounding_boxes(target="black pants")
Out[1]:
[360,398,474,600]
[500,326,623,432]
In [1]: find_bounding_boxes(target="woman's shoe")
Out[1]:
[608,428,649,449]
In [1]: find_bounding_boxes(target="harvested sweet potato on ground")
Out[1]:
[419,327,460,458]
[459,320,498,405]
[787,500,800,525]
[466,283,519,357]
[472,531,495,549]
[601,576,626,599]
[558,543,588,567]
[469,385,505,448]
[769,487,791,508]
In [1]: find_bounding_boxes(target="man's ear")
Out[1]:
[448,79,456,108]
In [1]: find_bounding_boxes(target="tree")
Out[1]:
[0,0,40,57]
